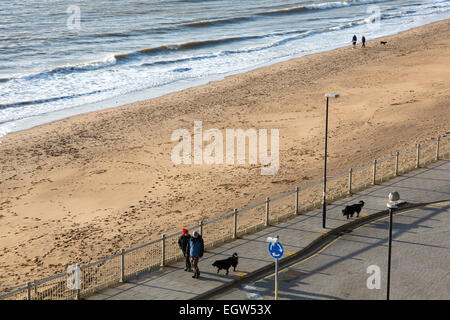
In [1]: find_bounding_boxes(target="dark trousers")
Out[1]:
[185,254,191,270]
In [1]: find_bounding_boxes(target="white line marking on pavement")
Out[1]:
[242,283,263,300]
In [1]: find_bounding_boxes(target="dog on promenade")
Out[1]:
[342,201,365,219]
[212,253,238,275]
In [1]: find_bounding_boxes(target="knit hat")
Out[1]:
[193,231,199,237]
[182,228,188,235]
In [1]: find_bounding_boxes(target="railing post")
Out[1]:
[265,197,270,226]
[233,209,238,239]
[26,281,31,300]
[76,264,81,300]
[395,152,399,176]
[295,187,299,215]
[199,220,204,236]
[373,159,377,185]
[348,168,353,195]
[416,144,420,168]
[33,280,38,297]
[120,248,125,283]
[436,137,440,161]
[161,234,166,267]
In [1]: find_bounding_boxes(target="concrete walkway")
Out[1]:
[215,201,450,300]
[88,159,450,300]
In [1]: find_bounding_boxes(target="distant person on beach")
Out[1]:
[189,231,204,279]
[352,35,357,48]
[362,35,366,48]
[178,228,192,272]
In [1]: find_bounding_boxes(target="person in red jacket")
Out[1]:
[178,228,192,272]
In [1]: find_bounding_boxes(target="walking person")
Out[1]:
[178,228,192,272]
[362,35,366,48]
[189,231,204,279]
[352,34,357,48]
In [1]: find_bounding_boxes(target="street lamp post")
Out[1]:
[322,93,339,229]
[386,191,403,300]
[387,207,393,300]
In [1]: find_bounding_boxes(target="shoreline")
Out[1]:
[2,17,450,140]
[0,19,449,292]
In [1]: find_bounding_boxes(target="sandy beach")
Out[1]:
[0,19,449,292]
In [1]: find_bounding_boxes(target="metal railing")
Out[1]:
[1,135,449,300]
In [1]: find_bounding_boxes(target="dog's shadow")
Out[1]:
[211,268,240,277]
[196,270,241,282]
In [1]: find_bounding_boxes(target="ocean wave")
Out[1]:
[116,35,264,62]
[138,29,311,68]
[141,54,217,67]
[12,32,293,82]
[141,31,316,68]
[0,87,114,111]
[256,5,308,16]
[139,36,262,53]
[172,67,191,73]
[21,55,118,80]
[78,24,180,41]
[180,16,251,28]
[256,0,392,16]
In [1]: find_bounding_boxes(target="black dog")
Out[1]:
[380,41,387,45]
[212,253,238,275]
[342,201,365,219]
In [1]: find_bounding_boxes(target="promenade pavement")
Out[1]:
[216,201,450,300]
[88,159,450,300]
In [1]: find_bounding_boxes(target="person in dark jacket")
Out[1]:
[352,34,357,48]
[189,231,204,279]
[178,228,192,271]
[362,35,366,48]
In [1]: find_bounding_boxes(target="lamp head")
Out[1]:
[387,191,406,209]
[325,93,340,99]
[266,236,279,244]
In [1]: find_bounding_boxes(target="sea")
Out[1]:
[1,0,449,137]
